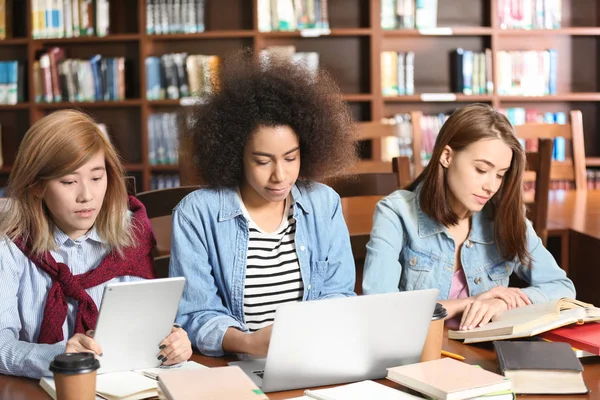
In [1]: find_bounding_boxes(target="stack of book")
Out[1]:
[31,0,110,39]
[146,0,205,35]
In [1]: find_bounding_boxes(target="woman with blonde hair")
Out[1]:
[363,103,575,330]
[0,110,192,378]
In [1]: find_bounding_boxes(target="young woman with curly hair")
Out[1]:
[362,103,575,331]
[169,51,359,357]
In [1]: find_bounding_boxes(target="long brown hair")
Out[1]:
[409,103,530,266]
[0,109,133,255]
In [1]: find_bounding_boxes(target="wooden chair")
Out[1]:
[136,185,203,278]
[524,138,553,246]
[511,139,553,289]
[125,176,137,196]
[327,157,412,294]
[514,110,586,191]
[355,116,422,176]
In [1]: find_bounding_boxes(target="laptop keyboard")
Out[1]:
[253,370,265,379]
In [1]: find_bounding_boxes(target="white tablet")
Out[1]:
[93,277,186,374]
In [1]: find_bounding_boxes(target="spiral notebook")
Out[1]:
[286,380,422,400]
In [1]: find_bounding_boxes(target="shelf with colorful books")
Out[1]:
[498,94,600,102]
[383,27,493,37]
[498,28,600,36]
[0,103,30,110]
[384,94,493,102]
[259,28,372,37]
[35,100,143,109]
[151,165,180,172]
[147,31,255,40]
[0,38,29,45]
[34,34,142,44]
[587,157,600,167]
[123,163,145,172]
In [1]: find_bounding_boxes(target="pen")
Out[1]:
[441,350,465,361]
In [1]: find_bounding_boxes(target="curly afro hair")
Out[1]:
[183,49,358,187]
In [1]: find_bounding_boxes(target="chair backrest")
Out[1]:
[513,110,586,191]
[327,157,412,294]
[524,138,553,245]
[355,118,421,175]
[136,185,203,278]
[125,176,137,196]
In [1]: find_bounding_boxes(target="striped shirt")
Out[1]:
[0,227,143,378]
[241,198,304,332]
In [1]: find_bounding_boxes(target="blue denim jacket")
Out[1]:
[169,181,356,356]
[362,188,575,303]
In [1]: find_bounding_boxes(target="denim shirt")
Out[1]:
[169,181,356,357]
[362,188,575,304]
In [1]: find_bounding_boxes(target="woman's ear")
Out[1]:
[30,183,45,199]
[439,145,453,169]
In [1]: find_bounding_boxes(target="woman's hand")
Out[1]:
[158,324,193,366]
[65,330,102,356]
[475,286,532,309]
[460,299,508,330]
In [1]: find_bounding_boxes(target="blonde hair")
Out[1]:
[0,109,133,255]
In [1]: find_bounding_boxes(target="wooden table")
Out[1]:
[2,331,599,399]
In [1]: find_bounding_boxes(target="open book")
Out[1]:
[40,361,206,400]
[448,298,600,343]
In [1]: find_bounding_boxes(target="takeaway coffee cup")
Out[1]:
[420,303,448,362]
[49,352,100,400]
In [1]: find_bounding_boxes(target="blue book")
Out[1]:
[89,55,103,101]
[548,49,557,95]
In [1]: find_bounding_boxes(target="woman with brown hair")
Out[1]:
[362,103,575,330]
[0,110,192,378]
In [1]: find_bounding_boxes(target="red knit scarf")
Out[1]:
[13,196,157,344]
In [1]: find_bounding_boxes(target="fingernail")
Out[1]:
[157,355,163,361]
[162,356,168,362]
[99,353,103,357]
[173,323,181,329]
[159,344,166,350]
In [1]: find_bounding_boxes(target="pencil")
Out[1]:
[441,350,465,361]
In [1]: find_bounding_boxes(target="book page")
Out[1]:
[463,308,594,344]
[287,380,423,400]
[491,299,561,324]
[96,371,157,398]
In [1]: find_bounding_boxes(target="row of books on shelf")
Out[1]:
[381,0,438,30]
[499,0,562,30]
[450,49,493,95]
[146,53,218,101]
[151,174,180,190]
[31,0,110,39]
[146,0,205,35]
[258,0,330,33]
[145,47,318,101]
[35,48,125,103]
[381,51,415,96]
[384,108,570,168]
[587,170,600,190]
[0,61,25,105]
[501,108,567,160]
[0,0,10,39]
[497,50,557,96]
[381,0,562,30]
[148,112,179,166]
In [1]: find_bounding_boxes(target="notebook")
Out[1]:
[493,340,589,394]
[386,358,512,400]
[540,321,600,356]
[40,371,157,400]
[157,366,268,400]
[39,361,206,400]
[448,298,600,343]
[286,380,423,399]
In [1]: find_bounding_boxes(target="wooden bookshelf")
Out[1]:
[1,0,600,192]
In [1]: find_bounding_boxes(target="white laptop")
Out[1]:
[93,277,186,374]
[229,289,439,393]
